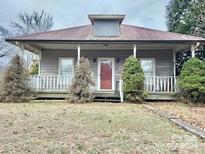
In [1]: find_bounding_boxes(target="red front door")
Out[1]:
[100,60,112,90]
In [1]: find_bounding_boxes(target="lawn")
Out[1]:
[0,101,205,153]
[150,102,205,130]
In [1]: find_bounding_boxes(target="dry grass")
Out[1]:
[150,102,205,130]
[0,101,205,153]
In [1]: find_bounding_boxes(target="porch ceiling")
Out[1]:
[22,42,190,52]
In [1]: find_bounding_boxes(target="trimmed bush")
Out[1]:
[68,57,95,103]
[30,62,39,75]
[177,57,205,103]
[122,56,146,103]
[0,55,33,103]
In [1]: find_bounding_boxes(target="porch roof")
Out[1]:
[5,24,205,42]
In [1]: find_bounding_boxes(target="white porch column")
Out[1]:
[16,41,24,62]
[38,51,42,75]
[191,44,195,58]
[133,44,136,58]
[173,50,176,92]
[39,51,42,61]
[191,42,200,58]
[77,44,81,64]
[173,50,176,78]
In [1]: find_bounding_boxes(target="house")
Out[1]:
[5,14,205,101]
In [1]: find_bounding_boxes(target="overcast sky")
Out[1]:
[0,0,170,31]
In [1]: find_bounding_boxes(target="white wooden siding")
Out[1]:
[40,49,173,84]
[40,50,77,75]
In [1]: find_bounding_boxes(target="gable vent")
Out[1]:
[88,14,125,36]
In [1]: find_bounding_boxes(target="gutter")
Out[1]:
[5,39,205,44]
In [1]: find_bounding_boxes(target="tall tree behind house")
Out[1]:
[166,0,205,75]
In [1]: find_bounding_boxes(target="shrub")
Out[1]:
[177,57,205,103]
[68,57,95,103]
[30,62,39,75]
[0,55,33,103]
[122,56,146,103]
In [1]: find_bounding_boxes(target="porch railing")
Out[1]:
[30,75,73,91]
[30,75,177,93]
[144,76,176,92]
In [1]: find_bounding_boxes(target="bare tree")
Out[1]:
[0,26,13,58]
[0,38,9,58]
[11,10,54,70]
[11,10,54,34]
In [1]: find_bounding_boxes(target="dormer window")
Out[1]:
[88,14,125,37]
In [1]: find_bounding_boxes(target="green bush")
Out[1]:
[122,56,146,103]
[30,62,39,75]
[177,58,205,103]
[0,55,33,103]
[68,57,95,103]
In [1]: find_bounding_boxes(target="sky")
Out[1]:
[0,0,170,31]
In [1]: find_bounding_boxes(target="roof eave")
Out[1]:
[5,39,205,44]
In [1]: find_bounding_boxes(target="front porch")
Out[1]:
[25,42,186,101]
[16,41,193,101]
[30,75,177,101]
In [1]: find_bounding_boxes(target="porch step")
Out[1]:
[93,91,121,102]
[93,91,120,98]
[94,97,121,103]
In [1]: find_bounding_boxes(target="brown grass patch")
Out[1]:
[0,101,204,153]
[150,102,205,130]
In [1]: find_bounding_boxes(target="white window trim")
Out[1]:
[139,58,156,77]
[98,57,115,91]
[58,57,74,76]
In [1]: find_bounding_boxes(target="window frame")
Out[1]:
[140,58,156,77]
[58,57,74,76]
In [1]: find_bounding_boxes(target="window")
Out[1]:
[59,58,74,75]
[140,59,155,77]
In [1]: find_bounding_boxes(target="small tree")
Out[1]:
[177,58,205,103]
[68,57,95,103]
[0,55,33,103]
[122,56,146,103]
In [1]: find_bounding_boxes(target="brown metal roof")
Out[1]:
[5,24,205,42]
